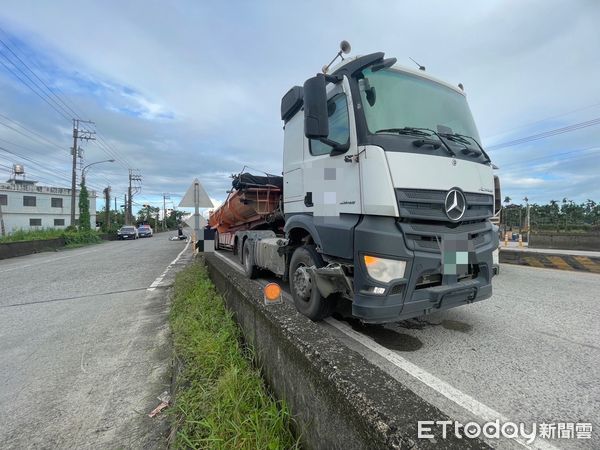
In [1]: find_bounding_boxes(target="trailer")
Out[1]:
[209,173,284,253]
[210,42,501,324]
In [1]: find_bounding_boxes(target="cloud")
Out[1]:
[0,0,599,210]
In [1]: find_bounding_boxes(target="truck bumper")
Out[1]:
[351,216,497,324]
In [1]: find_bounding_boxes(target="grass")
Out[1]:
[0,228,64,243]
[170,263,299,450]
[0,228,102,247]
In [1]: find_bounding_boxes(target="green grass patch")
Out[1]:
[62,230,101,247]
[170,263,299,450]
[0,228,64,243]
[0,228,102,246]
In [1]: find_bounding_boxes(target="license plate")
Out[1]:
[441,237,474,275]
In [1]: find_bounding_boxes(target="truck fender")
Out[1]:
[284,215,322,248]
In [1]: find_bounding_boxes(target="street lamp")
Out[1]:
[81,159,115,185]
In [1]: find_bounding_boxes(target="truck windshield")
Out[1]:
[358,67,481,143]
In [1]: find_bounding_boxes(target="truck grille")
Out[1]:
[399,221,494,254]
[396,189,493,223]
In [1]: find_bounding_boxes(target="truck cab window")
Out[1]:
[310,93,349,156]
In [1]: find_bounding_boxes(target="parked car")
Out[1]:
[137,225,153,238]
[117,226,138,240]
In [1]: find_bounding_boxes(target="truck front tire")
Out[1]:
[289,245,335,321]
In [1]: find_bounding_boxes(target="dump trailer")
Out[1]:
[210,43,501,324]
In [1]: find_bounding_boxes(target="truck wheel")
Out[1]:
[214,231,220,251]
[243,239,258,279]
[289,245,335,321]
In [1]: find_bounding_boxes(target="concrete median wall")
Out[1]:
[0,238,66,260]
[204,253,488,450]
[529,232,600,251]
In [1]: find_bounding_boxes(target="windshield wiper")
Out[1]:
[441,133,491,163]
[375,127,432,137]
[376,127,456,157]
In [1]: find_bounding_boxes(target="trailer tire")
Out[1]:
[289,245,335,321]
[243,239,259,279]
[214,231,220,251]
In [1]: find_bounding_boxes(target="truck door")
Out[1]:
[283,112,305,212]
[302,77,361,260]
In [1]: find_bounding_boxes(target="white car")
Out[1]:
[137,225,153,237]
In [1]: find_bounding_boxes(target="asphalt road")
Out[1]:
[0,235,192,449]
[328,264,599,449]
[216,250,599,449]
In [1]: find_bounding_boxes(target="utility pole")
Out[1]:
[124,193,128,225]
[127,169,142,225]
[70,119,95,226]
[162,193,170,231]
[0,201,5,237]
[103,186,111,231]
[524,196,530,246]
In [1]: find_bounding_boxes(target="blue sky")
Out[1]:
[0,0,599,215]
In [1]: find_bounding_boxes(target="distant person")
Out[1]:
[178,226,184,239]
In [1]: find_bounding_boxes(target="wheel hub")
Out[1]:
[293,266,312,300]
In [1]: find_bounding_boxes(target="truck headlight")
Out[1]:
[363,255,406,283]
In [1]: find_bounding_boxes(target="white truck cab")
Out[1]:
[276,49,500,323]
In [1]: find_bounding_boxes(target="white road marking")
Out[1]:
[213,250,244,273]
[324,318,559,450]
[147,239,190,291]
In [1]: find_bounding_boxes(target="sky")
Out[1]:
[0,0,599,215]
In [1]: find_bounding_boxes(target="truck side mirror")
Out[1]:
[303,74,329,139]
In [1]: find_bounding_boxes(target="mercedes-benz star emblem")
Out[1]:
[444,189,467,221]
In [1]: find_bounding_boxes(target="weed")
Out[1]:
[170,263,299,449]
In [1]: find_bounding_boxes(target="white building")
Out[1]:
[0,179,96,234]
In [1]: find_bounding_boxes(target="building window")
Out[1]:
[23,196,36,207]
[0,194,6,206]
[54,219,65,226]
[30,218,42,226]
[51,197,63,208]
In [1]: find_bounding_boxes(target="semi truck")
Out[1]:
[209,43,501,324]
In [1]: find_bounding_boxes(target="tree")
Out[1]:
[166,209,186,229]
[504,196,511,204]
[137,205,159,224]
[78,181,91,231]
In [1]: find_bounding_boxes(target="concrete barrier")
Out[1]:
[529,232,600,251]
[204,254,488,449]
[500,249,600,274]
[0,238,65,260]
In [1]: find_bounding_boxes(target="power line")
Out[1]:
[0,113,65,150]
[0,145,103,192]
[0,136,69,169]
[0,35,81,119]
[0,26,89,119]
[487,117,600,151]
[0,52,72,122]
[0,30,133,172]
[498,146,600,170]
[484,101,600,141]
[500,149,600,176]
